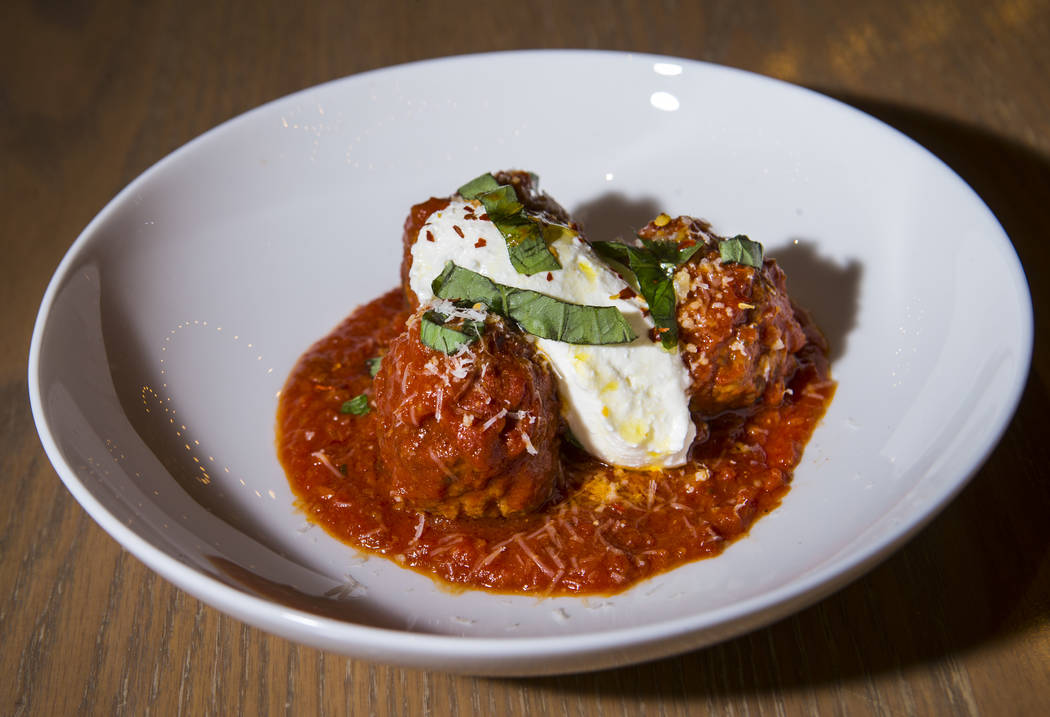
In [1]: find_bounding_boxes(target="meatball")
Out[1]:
[638,215,807,416]
[399,170,575,307]
[372,304,562,519]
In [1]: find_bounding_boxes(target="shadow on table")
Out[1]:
[512,94,1050,695]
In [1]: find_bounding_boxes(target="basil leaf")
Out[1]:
[499,222,562,275]
[718,235,764,268]
[477,187,561,275]
[505,229,563,275]
[590,240,631,265]
[431,263,508,309]
[647,273,680,350]
[366,356,382,377]
[457,173,501,199]
[677,242,705,265]
[591,239,706,349]
[340,394,371,415]
[476,184,523,218]
[419,310,483,354]
[431,263,636,345]
[506,292,634,344]
[457,176,562,276]
[587,241,636,289]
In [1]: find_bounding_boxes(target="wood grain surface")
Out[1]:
[4,0,1049,714]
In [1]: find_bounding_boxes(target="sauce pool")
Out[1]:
[276,289,834,596]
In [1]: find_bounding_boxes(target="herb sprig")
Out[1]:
[419,309,485,354]
[591,232,765,349]
[431,262,636,345]
[457,173,564,276]
[340,394,371,415]
[590,240,704,349]
[718,235,764,268]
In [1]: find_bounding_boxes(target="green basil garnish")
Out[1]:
[718,235,764,268]
[457,173,501,199]
[456,173,563,276]
[591,239,705,349]
[366,356,382,377]
[340,394,371,415]
[419,309,484,354]
[473,183,520,215]
[431,262,636,345]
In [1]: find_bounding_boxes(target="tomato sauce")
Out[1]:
[276,290,834,596]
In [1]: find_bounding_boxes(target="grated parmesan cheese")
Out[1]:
[482,407,508,431]
[410,513,426,545]
[429,298,489,323]
[310,450,344,480]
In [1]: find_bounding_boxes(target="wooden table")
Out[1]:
[4,1,1048,714]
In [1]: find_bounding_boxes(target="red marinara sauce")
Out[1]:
[276,289,834,596]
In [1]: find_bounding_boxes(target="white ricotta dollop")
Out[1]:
[409,199,695,469]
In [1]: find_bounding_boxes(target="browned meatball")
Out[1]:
[372,305,562,519]
[638,215,807,416]
[399,170,576,307]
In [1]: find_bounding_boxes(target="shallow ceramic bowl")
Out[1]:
[29,51,1032,675]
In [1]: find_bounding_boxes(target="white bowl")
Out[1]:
[29,50,1032,675]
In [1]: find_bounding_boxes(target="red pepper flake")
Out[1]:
[479,213,490,221]
[474,238,487,248]
[453,225,465,238]
[617,287,637,300]
[425,230,435,242]
[648,327,670,342]
[546,272,554,282]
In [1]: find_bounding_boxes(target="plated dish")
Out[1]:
[28,51,1031,675]
[277,170,834,595]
